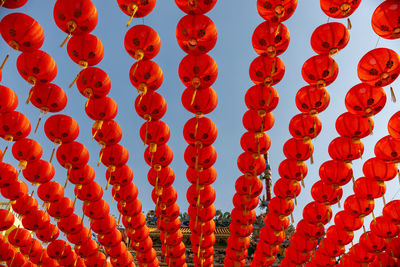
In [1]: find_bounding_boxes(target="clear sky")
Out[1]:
[1,0,400,251]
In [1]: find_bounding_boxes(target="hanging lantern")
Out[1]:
[1,179,28,200]
[301,55,338,88]
[56,141,89,169]
[22,159,55,184]
[328,136,364,162]
[47,196,74,219]
[75,181,103,202]
[388,111,400,139]
[343,194,374,217]
[249,55,285,86]
[278,159,308,181]
[176,14,217,56]
[12,138,43,170]
[83,198,110,220]
[273,178,301,200]
[370,216,399,239]
[106,164,134,188]
[93,120,122,147]
[256,0,298,22]
[359,231,386,253]
[11,193,38,216]
[182,87,218,114]
[183,117,217,147]
[0,13,44,52]
[125,25,161,60]
[252,21,290,57]
[383,200,400,224]
[283,138,313,162]
[90,215,117,234]
[0,209,14,231]
[44,114,80,145]
[28,83,67,119]
[57,214,82,234]
[363,157,398,182]
[76,67,111,99]
[289,113,322,141]
[375,135,400,163]
[53,0,98,46]
[101,144,129,171]
[245,85,279,113]
[116,0,157,26]
[311,180,342,205]
[240,131,271,155]
[175,0,217,15]
[0,111,31,142]
[335,112,373,140]
[16,50,57,85]
[0,162,18,188]
[178,54,218,89]
[129,60,163,95]
[319,160,353,186]
[242,109,275,132]
[371,0,400,40]
[0,85,18,113]
[302,201,332,225]
[296,219,324,240]
[37,181,64,202]
[85,96,118,134]
[67,33,104,68]
[325,225,354,246]
[21,209,51,231]
[1,0,28,8]
[320,0,361,18]
[311,22,350,55]
[184,144,216,170]
[357,48,400,87]
[296,85,330,115]
[353,177,386,199]
[345,83,386,117]
[135,91,167,120]
[140,120,171,149]
[186,166,217,185]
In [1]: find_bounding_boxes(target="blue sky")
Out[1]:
[1,0,400,249]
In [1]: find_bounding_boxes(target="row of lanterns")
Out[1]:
[174,1,219,266]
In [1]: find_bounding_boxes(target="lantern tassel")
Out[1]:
[69,72,80,88]
[1,145,8,161]
[73,195,78,208]
[294,194,297,206]
[337,194,341,208]
[26,90,34,104]
[144,120,149,145]
[60,32,72,48]
[310,147,314,164]
[34,112,43,134]
[368,119,373,135]
[266,89,272,106]
[0,54,9,70]
[382,194,386,206]
[372,210,376,224]
[117,213,121,226]
[191,88,198,105]
[49,147,56,163]
[347,18,352,30]
[290,213,294,223]
[275,23,281,37]
[301,172,305,188]
[390,87,397,103]
[126,5,138,27]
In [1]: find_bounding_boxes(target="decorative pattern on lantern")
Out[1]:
[53,0,98,46]
[67,33,104,68]
[295,85,330,115]
[16,50,57,85]
[76,67,111,100]
[129,59,164,96]
[0,13,44,52]
[125,25,161,60]
[311,22,350,55]
[345,83,386,117]
[252,21,290,57]
[371,0,400,40]
[11,138,42,170]
[249,55,285,86]
[335,112,374,140]
[301,54,339,88]
[179,54,218,89]
[85,96,118,136]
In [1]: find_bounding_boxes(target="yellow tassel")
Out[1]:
[191,88,198,105]
[49,147,56,163]
[144,120,149,145]
[275,23,281,37]
[1,145,8,161]
[266,89,272,106]
[60,32,72,48]
[368,119,373,135]
[0,54,9,70]
[390,87,397,103]
[290,213,294,223]
[271,59,276,75]
[26,90,34,104]
[347,18,352,30]
[310,147,314,164]
[383,194,386,206]
[126,5,138,27]
[69,72,80,88]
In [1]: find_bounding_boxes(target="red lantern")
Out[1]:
[85,96,118,132]
[363,157,398,182]
[47,196,74,219]
[273,178,301,199]
[343,194,374,217]
[336,112,373,140]
[90,215,116,234]
[67,165,95,187]
[235,175,263,198]
[75,239,98,258]
[7,252,27,267]
[140,120,170,148]
[57,214,82,234]
[283,138,313,162]
[358,48,400,87]
[37,181,64,202]
[311,181,342,205]
[372,0,400,40]
[295,85,330,115]
[8,228,31,247]
[0,209,14,231]
[252,21,290,57]
[83,198,110,220]
[53,0,98,40]
[257,0,298,22]
[0,13,44,52]
[135,91,167,121]
[1,179,28,200]
[56,141,89,169]
[178,54,218,89]
[112,183,138,203]
[301,55,338,88]
[1,0,28,8]
[289,113,322,141]
[186,166,216,185]
[0,111,31,141]
[125,25,161,60]
[36,222,59,243]
[354,177,386,199]
[75,181,103,202]
[278,159,308,181]
[29,83,67,114]
[389,111,400,139]
[175,0,217,15]
[21,210,50,231]
[249,55,285,87]
[182,87,218,115]
[325,225,354,246]
[375,135,400,163]
[176,15,217,56]
[151,185,177,208]
[185,145,216,170]
[345,83,386,117]
[186,184,216,207]
[240,131,271,155]
[319,160,353,186]
[328,137,364,162]
[0,162,18,188]
[359,231,386,253]
[116,0,156,20]
[370,216,399,238]
[245,85,279,113]
[320,0,361,18]
[0,85,18,113]
[243,110,275,133]
[67,34,104,67]
[303,201,332,225]
[106,164,134,188]
[296,219,324,240]
[76,67,111,99]
[44,114,79,146]
[311,22,349,55]
[22,159,55,184]
[93,120,122,147]
[11,194,38,216]
[17,50,57,85]
[183,117,217,146]
[47,240,72,260]
[129,60,163,93]
[118,198,142,217]
[101,144,129,171]
[237,152,266,176]
[268,197,294,216]
[383,200,400,224]
[370,252,398,267]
